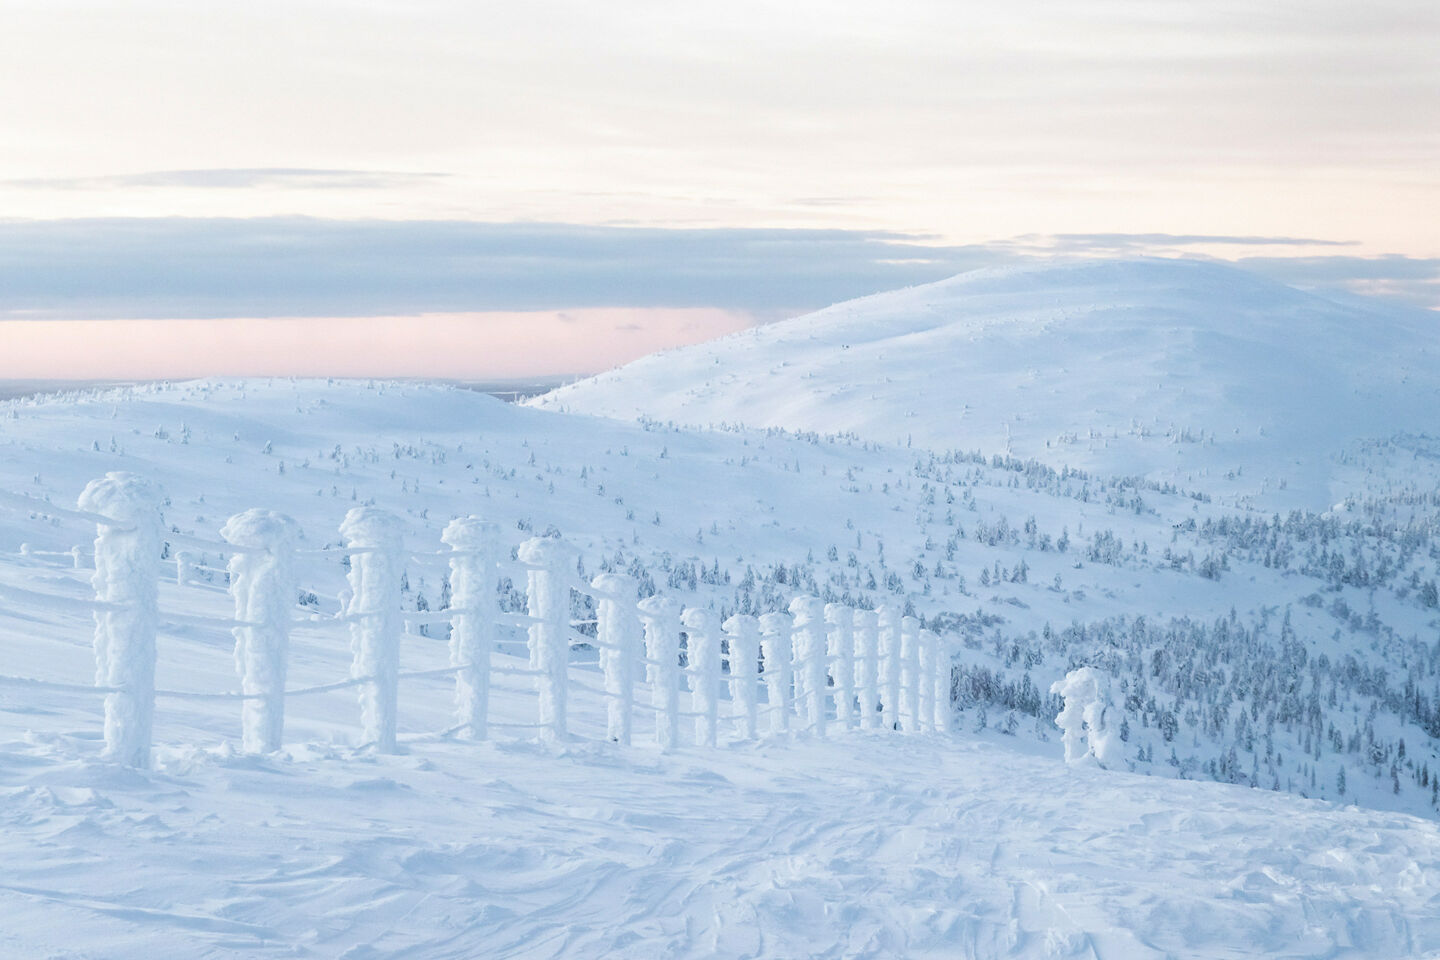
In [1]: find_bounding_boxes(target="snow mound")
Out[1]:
[532,258,1440,507]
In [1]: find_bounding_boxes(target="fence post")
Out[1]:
[854,609,881,729]
[221,509,300,753]
[789,596,827,737]
[591,572,640,745]
[932,633,952,734]
[825,603,856,730]
[682,607,722,747]
[638,596,682,751]
[917,626,937,734]
[758,611,794,735]
[723,613,760,740]
[78,472,164,768]
[518,536,573,742]
[877,604,902,731]
[442,517,500,741]
[340,506,405,753]
[900,615,921,733]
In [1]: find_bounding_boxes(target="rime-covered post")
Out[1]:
[900,615,922,732]
[591,572,640,745]
[639,596,682,750]
[518,536,573,742]
[758,611,794,735]
[854,609,881,729]
[1051,667,1123,766]
[789,596,828,737]
[682,607,722,747]
[917,627,938,733]
[222,509,299,753]
[723,614,761,739]
[442,517,500,741]
[825,603,856,730]
[931,632,952,733]
[877,604,902,730]
[340,506,405,753]
[79,472,164,768]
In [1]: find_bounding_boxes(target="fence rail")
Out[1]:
[0,470,955,767]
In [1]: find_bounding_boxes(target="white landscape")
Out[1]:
[3,260,1440,957]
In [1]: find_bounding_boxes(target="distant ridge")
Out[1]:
[531,258,1440,507]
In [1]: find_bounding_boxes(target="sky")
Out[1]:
[1,0,1436,378]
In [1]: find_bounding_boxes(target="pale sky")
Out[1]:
[1,0,1436,377]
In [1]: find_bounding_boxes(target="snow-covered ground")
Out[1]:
[533,258,1440,510]
[6,710,1440,958]
[3,262,1440,960]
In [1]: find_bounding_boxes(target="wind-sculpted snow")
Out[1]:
[532,258,1440,509]
[1,731,1439,958]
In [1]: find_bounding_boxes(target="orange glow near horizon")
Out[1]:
[0,309,756,381]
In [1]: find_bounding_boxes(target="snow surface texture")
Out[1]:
[5,378,1440,956]
[532,258,1440,509]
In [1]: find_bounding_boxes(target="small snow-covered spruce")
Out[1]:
[1050,667,1124,768]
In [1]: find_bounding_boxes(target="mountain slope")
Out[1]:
[532,258,1440,508]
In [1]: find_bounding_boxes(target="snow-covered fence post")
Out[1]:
[759,611,794,735]
[825,603,856,730]
[1050,667,1123,766]
[917,627,938,734]
[442,517,500,741]
[789,596,828,737]
[682,607,722,747]
[591,572,641,745]
[899,615,922,733]
[79,472,164,768]
[854,609,881,729]
[638,596,683,751]
[877,604,902,730]
[723,613,760,740]
[518,536,573,742]
[340,506,406,753]
[931,633,952,734]
[221,509,300,754]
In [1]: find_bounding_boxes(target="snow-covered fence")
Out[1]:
[221,508,299,754]
[442,516,501,741]
[518,536,574,742]
[0,476,963,768]
[639,595,683,751]
[79,472,165,768]
[592,572,641,745]
[341,506,407,753]
[723,613,760,740]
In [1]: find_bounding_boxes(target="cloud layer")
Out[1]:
[0,219,1434,323]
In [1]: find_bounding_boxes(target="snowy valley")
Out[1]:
[3,260,1440,957]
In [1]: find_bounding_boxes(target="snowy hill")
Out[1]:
[532,258,1440,508]
[4,379,1440,957]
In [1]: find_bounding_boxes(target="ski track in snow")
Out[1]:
[3,728,1440,959]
